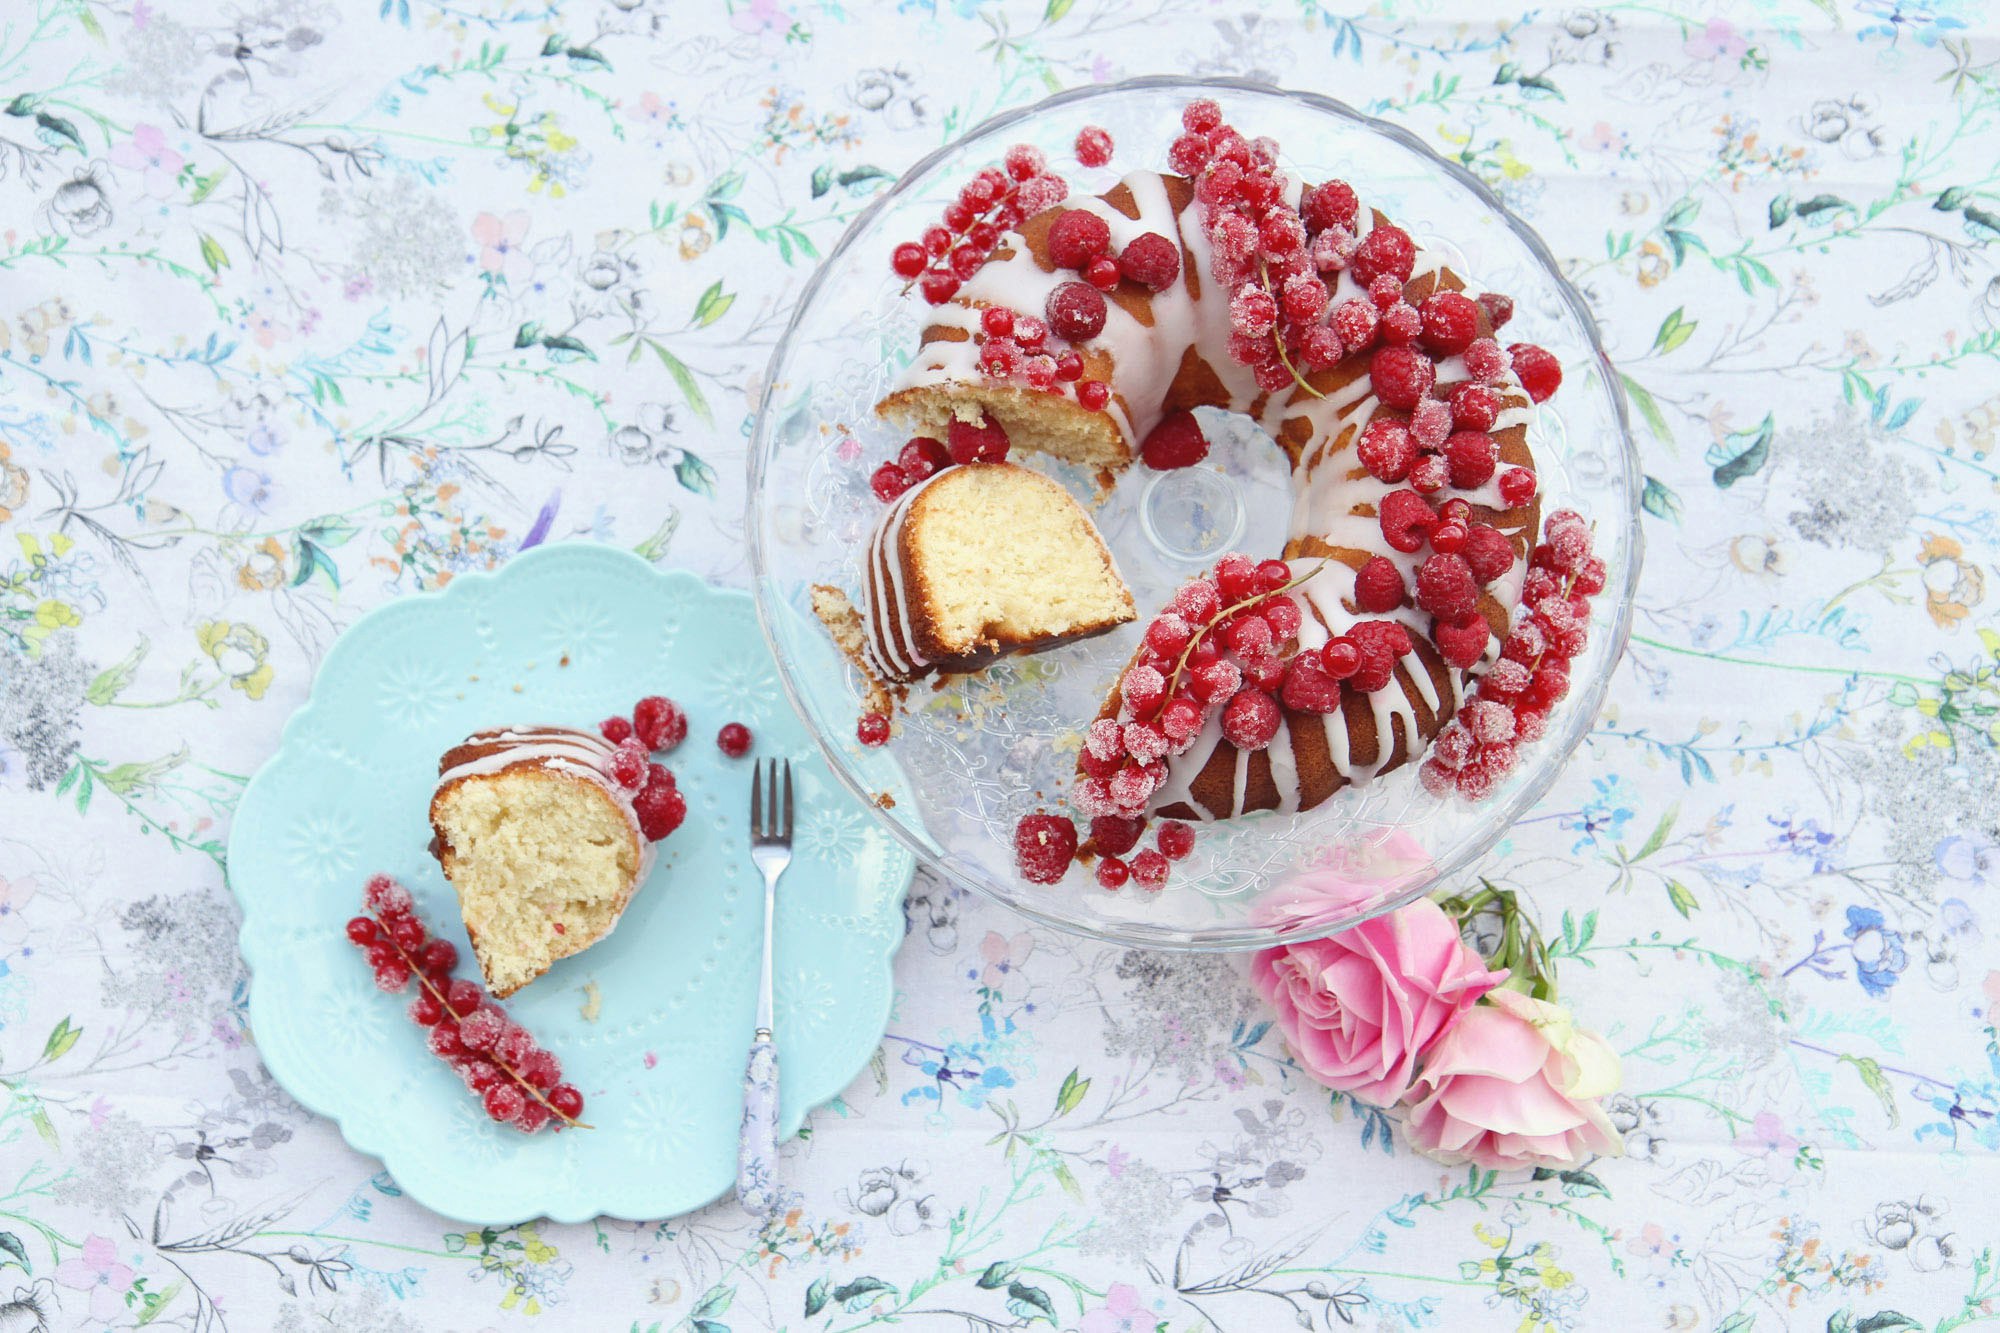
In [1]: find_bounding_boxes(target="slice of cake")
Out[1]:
[428,726,657,997]
[818,459,1136,692]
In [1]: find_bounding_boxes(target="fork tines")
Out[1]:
[750,758,793,843]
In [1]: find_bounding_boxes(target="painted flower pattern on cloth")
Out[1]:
[0,3,1997,1330]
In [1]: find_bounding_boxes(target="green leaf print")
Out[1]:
[43,1016,82,1062]
[1634,804,1677,860]
[1005,1280,1057,1323]
[199,233,229,273]
[674,450,717,497]
[35,111,83,153]
[690,1287,734,1319]
[803,1277,829,1317]
[975,1262,1016,1289]
[830,1276,896,1311]
[1665,879,1699,918]
[1641,475,1684,524]
[1044,0,1076,21]
[0,1230,27,1270]
[1619,374,1672,446]
[693,280,735,327]
[1853,1315,1922,1333]
[1838,1054,1899,1127]
[1934,186,1973,211]
[1651,308,1696,355]
[810,162,833,198]
[1053,1067,1090,1116]
[86,635,149,705]
[1768,194,1792,228]
[1707,412,1773,488]
[650,342,712,426]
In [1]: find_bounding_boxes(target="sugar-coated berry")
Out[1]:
[1229,284,1278,338]
[427,1021,465,1059]
[1188,658,1242,706]
[1355,418,1416,483]
[419,938,458,974]
[642,762,674,793]
[1281,274,1329,323]
[1143,612,1193,660]
[1096,856,1131,890]
[633,696,688,752]
[943,201,974,231]
[1300,324,1345,369]
[345,916,378,946]
[519,1048,562,1090]
[899,435,950,480]
[1410,397,1454,453]
[1433,615,1490,670]
[946,414,1011,464]
[1351,224,1415,286]
[445,978,483,1017]
[1016,173,1069,214]
[389,915,425,950]
[980,306,1015,338]
[1283,657,1348,714]
[599,714,634,744]
[1015,812,1079,884]
[1171,577,1223,625]
[1074,124,1114,167]
[714,722,751,758]
[1076,379,1111,411]
[608,738,648,789]
[1320,638,1361,679]
[1497,466,1538,508]
[1118,232,1181,290]
[1262,595,1303,639]
[1475,291,1515,330]
[1508,343,1562,402]
[1225,613,1274,656]
[1257,559,1294,593]
[1378,488,1439,553]
[365,874,413,917]
[1046,281,1107,342]
[1123,720,1169,765]
[1430,521,1468,555]
[1353,556,1407,613]
[1048,209,1112,271]
[1122,663,1167,716]
[921,225,952,257]
[1090,814,1146,856]
[1156,820,1195,860]
[1241,650,1286,691]
[1415,553,1480,622]
[1168,131,1211,175]
[1004,142,1046,180]
[1418,290,1480,356]
[633,781,687,841]
[1463,337,1508,382]
[1410,454,1450,494]
[1462,524,1515,584]
[1159,697,1204,745]
[1378,301,1423,346]
[1215,552,1261,603]
[1302,179,1359,233]
[948,245,984,280]
[1524,661,1571,709]
[857,712,890,747]
[1433,723,1477,770]
[373,959,411,991]
[1514,707,1550,743]
[365,943,397,973]
[1108,764,1161,813]
[1444,430,1499,489]
[1573,556,1608,596]
[891,242,928,279]
[1013,314,1048,348]
[459,1006,505,1053]
[1259,211,1306,256]
[1368,346,1436,411]
[919,271,959,305]
[409,990,446,1026]
[1130,849,1170,890]
[483,1082,524,1123]
[1084,255,1122,290]
[548,1084,585,1120]
[1182,98,1223,133]
[1221,687,1281,749]
[510,1099,552,1133]
[1448,382,1501,433]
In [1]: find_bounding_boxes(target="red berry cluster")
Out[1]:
[1011,809,1194,890]
[1419,510,1604,801]
[870,415,1013,503]
[601,693,741,839]
[890,144,1070,305]
[346,875,586,1133]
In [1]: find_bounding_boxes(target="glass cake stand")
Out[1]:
[748,76,1642,951]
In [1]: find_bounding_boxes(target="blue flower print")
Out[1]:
[1843,906,1909,997]
[1854,0,1971,47]
[1561,775,1636,852]
[1769,814,1841,873]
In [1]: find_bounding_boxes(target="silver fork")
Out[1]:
[737,758,792,1215]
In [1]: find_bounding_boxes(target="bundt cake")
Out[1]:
[429,726,658,997]
[833,98,1597,876]
[817,460,1135,695]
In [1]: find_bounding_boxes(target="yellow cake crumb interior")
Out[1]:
[433,770,637,995]
[914,465,1131,651]
[886,387,1128,470]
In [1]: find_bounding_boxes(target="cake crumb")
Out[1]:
[468,674,479,682]
[579,980,601,1022]
[873,791,896,809]
[512,683,523,693]
[559,654,570,667]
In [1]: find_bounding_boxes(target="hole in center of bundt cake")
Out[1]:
[431,770,639,995]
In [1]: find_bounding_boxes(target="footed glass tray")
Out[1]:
[749,77,1640,951]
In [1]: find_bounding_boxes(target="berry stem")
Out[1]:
[362,908,593,1131]
[899,189,1019,299]
[1163,556,1334,700]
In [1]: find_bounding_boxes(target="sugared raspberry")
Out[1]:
[900,435,950,480]
[1182,98,1223,133]
[1168,132,1211,175]
[1280,659,1345,714]
[1369,346,1435,411]
[870,461,911,502]
[1378,301,1422,346]
[633,781,687,840]
[1122,664,1167,716]
[1415,553,1479,622]
[1130,849,1170,890]
[1302,179,1359,233]
[1140,410,1208,470]
[1299,325,1345,370]
[1352,556,1407,613]
[1448,383,1501,433]
[1159,697,1204,745]
[1418,290,1480,355]
[1262,596,1302,639]
[1077,379,1111,411]
[716,722,752,757]
[1014,813,1078,884]
[1410,397,1454,453]
[1355,418,1416,483]
[1523,661,1571,709]
[1188,658,1242,706]
[1410,454,1449,494]
[1046,281,1107,342]
[1280,274,1329,323]
[1497,466,1537,508]
[598,714,634,745]
[1349,620,1413,691]
[1444,430,1498,489]
[1096,856,1130,890]
[1123,720,1170,765]
[1331,298,1377,352]
[1074,124,1114,167]
[1117,232,1181,290]
[1156,820,1195,860]
[1433,616,1489,669]
[1365,274,1402,310]
[1090,814,1146,856]
[633,696,687,751]
[608,738,648,789]
[1229,284,1278,338]
[1378,488,1438,553]
[364,874,413,918]
[892,242,927,279]
[1109,765,1159,813]
[946,414,1010,464]
[1475,292,1514,330]
[1351,224,1415,286]
[643,762,675,793]
[1430,522,1468,555]
[1084,255,1121,290]
[1461,525,1514,584]
[1573,556,1608,596]
[1508,343,1562,403]
[1171,578,1222,624]
[1216,684,1280,748]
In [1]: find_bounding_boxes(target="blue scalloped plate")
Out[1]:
[227,543,914,1224]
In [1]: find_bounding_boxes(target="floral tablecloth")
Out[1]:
[2,1,1997,1329]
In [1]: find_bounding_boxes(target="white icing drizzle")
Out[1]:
[882,167,1545,819]
[436,726,656,880]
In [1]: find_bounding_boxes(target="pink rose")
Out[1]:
[1402,988,1622,1170]
[1251,898,1505,1107]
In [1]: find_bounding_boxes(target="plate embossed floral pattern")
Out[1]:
[227,543,913,1223]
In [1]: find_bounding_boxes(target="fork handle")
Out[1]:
[736,1031,778,1214]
